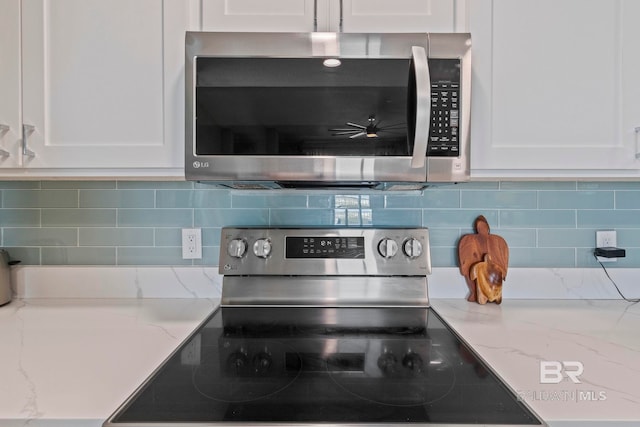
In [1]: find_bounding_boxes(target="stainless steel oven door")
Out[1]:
[185,32,470,184]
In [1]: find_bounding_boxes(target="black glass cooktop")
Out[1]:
[107,307,541,425]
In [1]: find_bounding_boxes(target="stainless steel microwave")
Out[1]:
[185,32,471,190]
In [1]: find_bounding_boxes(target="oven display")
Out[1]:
[286,236,365,259]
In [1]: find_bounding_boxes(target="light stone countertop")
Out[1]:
[0,298,218,427]
[2,266,640,427]
[2,298,639,427]
[430,299,640,427]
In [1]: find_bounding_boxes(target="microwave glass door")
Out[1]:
[195,57,412,157]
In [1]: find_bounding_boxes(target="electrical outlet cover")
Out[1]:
[182,228,202,259]
[595,230,617,263]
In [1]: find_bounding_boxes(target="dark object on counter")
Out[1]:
[594,247,626,258]
[0,249,21,306]
[458,216,509,304]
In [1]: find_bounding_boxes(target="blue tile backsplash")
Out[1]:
[1,180,639,268]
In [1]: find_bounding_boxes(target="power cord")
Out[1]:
[593,253,640,304]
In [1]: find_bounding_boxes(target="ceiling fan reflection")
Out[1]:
[330,115,406,139]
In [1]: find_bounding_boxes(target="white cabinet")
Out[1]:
[623,1,640,170]
[469,0,640,177]
[202,0,317,32]
[2,0,193,177]
[339,0,458,33]
[0,0,21,168]
[201,0,461,33]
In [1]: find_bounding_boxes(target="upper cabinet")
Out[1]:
[339,0,458,33]
[201,0,317,32]
[469,0,640,178]
[201,0,462,33]
[0,0,21,168]
[1,0,194,177]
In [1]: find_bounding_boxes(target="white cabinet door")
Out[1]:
[470,0,640,176]
[20,0,187,170]
[202,0,318,31]
[622,1,640,164]
[202,0,459,33]
[0,0,21,168]
[340,0,457,33]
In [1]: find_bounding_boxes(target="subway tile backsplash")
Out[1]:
[1,180,639,268]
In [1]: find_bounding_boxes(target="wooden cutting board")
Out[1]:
[457,215,509,304]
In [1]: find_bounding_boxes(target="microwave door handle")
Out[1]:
[410,46,431,168]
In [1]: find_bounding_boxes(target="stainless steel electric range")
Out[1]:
[104,228,545,426]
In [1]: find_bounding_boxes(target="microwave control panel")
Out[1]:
[427,58,461,157]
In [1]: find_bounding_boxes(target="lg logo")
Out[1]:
[540,361,584,384]
[192,161,210,169]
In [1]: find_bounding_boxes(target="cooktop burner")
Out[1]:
[108,307,540,425]
[192,339,303,403]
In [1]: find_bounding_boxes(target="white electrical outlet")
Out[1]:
[596,230,617,263]
[182,228,202,259]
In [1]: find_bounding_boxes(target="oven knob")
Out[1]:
[377,353,398,374]
[227,351,249,374]
[403,238,423,258]
[378,238,398,258]
[402,352,424,373]
[253,238,272,258]
[227,238,247,258]
[253,351,273,374]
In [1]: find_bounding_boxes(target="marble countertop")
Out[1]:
[1,295,639,427]
[0,298,218,427]
[430,299,640,427]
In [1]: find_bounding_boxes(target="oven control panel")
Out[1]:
[219,228,431,277]
[285,236,365,259]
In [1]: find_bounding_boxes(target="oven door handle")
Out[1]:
[410,46,430,169]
